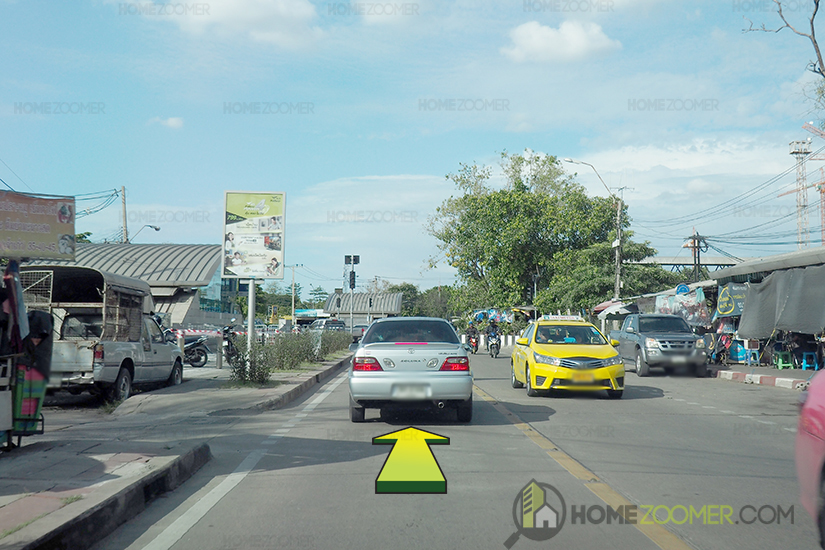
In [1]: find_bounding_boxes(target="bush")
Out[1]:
[228,330,353,384]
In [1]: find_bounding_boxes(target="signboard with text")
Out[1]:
[0,192,76,260]
[222,191,285,279]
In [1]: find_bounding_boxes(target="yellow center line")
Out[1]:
[473,384,694,550]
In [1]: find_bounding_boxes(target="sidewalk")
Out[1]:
[713,362,819,390]
[0,353,352,550]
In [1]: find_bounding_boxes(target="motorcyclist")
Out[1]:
[466,321,479,340]
[485,320,500,350]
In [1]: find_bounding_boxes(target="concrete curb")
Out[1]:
[254,353,351,411]
[715,369,811,391]
[7,442,211,550]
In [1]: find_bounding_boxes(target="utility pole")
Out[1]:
[121,186,128,243]
[287,264,303,329]
[613,187,630,301]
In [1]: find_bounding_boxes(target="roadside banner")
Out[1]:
[222,191,285,279]
[715,282,747,317]
[0,192,75,260]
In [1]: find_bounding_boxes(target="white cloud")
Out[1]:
[148,116,184,129]
[122,0,323,49]
[501,20,621,63]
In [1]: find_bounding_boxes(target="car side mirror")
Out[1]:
[611,339,620,347]
[516,337,528,346]
[626,327,635,333]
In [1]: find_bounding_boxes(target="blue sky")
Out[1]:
[2,0,824,297]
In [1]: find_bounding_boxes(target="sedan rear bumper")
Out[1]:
[349,372,473,403]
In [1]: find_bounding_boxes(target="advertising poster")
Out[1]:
[0,191,76,260]
[223,191,285,279]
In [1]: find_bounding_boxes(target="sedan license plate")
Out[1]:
[571,372,595,383]
[392,384,428,400]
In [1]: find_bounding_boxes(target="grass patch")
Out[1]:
[0,513,48,540]
[101,399,123,414]
[61,495,83,506]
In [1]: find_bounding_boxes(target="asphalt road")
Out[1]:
[87,352,816,550]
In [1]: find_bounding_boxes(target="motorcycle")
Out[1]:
[489,332,501,359]
[468,335,479,354]
[184,335,210,368]
[222,321,239,367]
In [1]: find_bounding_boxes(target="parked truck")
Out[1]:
[610,313,708,377]
[20,266,183,401]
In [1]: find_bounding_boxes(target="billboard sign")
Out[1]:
[0,191,76,260]
[223,191,285,279]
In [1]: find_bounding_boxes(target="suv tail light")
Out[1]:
[440,357,469,371]
[353,357,383,371]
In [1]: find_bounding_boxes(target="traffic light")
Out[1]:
[369,297,373,307]
[349,271,356,289]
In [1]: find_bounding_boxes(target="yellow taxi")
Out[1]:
[511,316,625,399]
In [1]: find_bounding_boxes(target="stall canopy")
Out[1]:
[738,264,825,339]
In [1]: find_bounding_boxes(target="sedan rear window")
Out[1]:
[362,320,459,344]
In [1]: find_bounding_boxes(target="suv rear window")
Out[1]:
[362,320,459,344]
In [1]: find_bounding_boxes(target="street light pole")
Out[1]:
[563,158,622,301]
[127,224,160,244]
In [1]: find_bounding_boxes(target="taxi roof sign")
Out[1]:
[541,315,585,322]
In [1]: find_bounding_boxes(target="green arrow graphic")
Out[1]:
[372,427,450,494]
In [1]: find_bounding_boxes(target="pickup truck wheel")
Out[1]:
[167,361,183,387]
[526,366,540,397]
[511,362,524,388]
[110,368,132,402]
[694,363,708,378]
[635,350,650,377]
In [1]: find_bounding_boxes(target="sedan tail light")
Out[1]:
[440,357,469,371]
[353,357,383,371]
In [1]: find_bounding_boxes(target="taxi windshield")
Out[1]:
[534,325,607,345]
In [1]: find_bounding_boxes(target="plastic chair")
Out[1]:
[773,351,794,370]
[746,349,760,366]
[802,352,819,371]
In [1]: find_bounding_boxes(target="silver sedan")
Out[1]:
[348,317,473,423]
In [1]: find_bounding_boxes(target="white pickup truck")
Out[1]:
[20,266,183,401]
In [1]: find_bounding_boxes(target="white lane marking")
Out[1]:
[739,415,754,419]
[275,428,290,433]
[784,427,797,433]
[687,402,699,405]
[702,406,716,409]
[720,410,734,414]
[296,413,308,418]
[756,420,776,425]
[142,373,347,550]
[673,398,686,402]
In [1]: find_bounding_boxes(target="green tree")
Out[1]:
[309,285,328,308]
[387,282,420,316]
[75,232,93,243]
[418,285,455,319]
[427,150,615,308]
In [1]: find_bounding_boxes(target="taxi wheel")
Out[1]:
[607,389,623,399]
[511,362,524,388]
[526,366,540,397]
[636,350,650,377]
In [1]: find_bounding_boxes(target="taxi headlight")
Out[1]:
[695,339,706,349]
[533,351,562,366]
[602,355,623,367]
